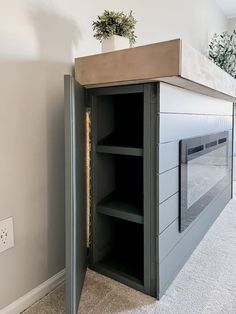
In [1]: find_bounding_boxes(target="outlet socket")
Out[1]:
[0,217,14,253]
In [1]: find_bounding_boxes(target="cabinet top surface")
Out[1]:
[75,39,236,102]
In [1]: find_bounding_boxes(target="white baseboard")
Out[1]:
[1,269,65,314]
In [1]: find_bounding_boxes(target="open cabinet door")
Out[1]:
[65,75,87,314]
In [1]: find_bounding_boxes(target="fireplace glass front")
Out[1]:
[180,131,231,232]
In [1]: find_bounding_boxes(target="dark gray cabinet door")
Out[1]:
[65,75,87,314]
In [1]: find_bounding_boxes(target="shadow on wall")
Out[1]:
[28,7,80,275]
[0,7,81,308]
[30,7,80,62]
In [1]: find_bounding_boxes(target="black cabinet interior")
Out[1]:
[97,155,143,223]
[95,216,144,284]
[90,89,146,290]
[96,93,143,149]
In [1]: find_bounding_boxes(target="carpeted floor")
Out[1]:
[24,188,236,314]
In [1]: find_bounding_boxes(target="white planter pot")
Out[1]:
[101,35,130,53]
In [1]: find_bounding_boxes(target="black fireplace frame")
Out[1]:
[179,131,231,232]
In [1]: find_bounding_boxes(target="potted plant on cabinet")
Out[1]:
[92,10,137,53]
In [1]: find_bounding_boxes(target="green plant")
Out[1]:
[208,30,236,79]
[92,10,137,45]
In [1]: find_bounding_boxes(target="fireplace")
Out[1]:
[180,131,231,232]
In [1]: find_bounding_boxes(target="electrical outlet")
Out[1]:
[0,217,14,253]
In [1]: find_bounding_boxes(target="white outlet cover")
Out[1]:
[0,217,14,253]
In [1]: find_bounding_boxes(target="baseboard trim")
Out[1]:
[2,269,65,314]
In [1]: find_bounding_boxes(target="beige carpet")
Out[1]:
[24,189,236,314]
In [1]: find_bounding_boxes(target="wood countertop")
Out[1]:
[75,39,236,102]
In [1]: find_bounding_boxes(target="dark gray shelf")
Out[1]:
[97,194,143,224]
[96,145,143,156]
[94,261,144,290]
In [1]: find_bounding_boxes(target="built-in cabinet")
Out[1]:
[89,84,157,296]
[65,75,233,314]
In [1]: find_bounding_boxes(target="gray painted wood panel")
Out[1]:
[65,75,87,314]
[157,83,233,300]
[158,141,179,174]
[159,167,179,204]
[158,185,231,298]
[159,193,179,234]
[159,217,180,262]
[159,82,233,115]
[159,173,232,262]
[143,83,158,296]
[159,113,232,143]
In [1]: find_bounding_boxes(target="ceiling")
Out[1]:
[216,0,236,18]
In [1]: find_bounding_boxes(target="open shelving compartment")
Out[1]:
[90,88,146,289]
[95,215,144,285]
[96,154,144,224]
[95,92,144,155]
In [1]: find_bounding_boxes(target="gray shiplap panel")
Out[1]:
[159,193,179,234]
[159,113,232,143]
[159,185,231,297]
[159,217,180,262]
[159,141,179,173]
[159,82,233,115]
[159,175,231,261]
[159,167,179,204]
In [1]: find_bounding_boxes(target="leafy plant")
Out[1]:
[92,10,137,45]
[208,30,236,79]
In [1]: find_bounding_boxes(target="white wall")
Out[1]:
[0,0,227,310]
[228,17,236,32]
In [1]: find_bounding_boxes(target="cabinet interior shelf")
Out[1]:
[93,217,144,285]
[97,193,143,224]
[94,260,144,288]
[96,144,143,157]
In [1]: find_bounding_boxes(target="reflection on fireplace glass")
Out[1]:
[188,146,227,208]
[180,131,230,232]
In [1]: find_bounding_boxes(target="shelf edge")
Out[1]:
[97,205,144,224]
[96,145,143,156]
